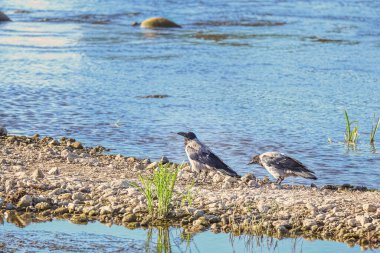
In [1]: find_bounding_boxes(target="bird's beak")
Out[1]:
[177,132,187,137]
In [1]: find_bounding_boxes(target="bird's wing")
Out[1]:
[189,148,239,177]
[262,154,317,178]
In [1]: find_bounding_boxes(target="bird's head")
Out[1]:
[247,155,260,165]
[177,132,197,140]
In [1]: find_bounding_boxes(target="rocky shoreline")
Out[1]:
[1,134,379,250]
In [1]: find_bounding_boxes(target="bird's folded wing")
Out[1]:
[265,155,315,174]
[189,150,238,177]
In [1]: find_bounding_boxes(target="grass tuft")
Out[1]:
[153,163,179,218]
[133,175,155,215]
[132,163,180,218]
[180,181,195,208]
[344,110,359,145]
[370,114,380,144]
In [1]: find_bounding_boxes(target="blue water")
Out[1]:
[1,0,380,187]
[1,219,377,253]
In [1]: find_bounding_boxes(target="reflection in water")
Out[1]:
[0,217,371,253]
[4,211,33,228]
[142,226,304,253]
[370,144,377,154]
[145,228,173,253]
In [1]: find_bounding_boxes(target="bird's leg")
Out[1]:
[202,171,208,183]
[277,177,284,185]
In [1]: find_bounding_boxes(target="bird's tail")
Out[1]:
[221,169,241,178]
[296,171,317,180]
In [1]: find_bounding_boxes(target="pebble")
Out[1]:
[54,207,69,215]
[122,213,137,223]
[302,219,317,227]
[6,203,15,210]
[193,210,205,219]
[32,168,45,180]
[347,218,357,227]
[257,202,270,213]
[17,195,33,208]
[363,204,377,213]
[241,173,255,183]
[48,167,60,175]
[160,156,169,164]
[146,161,159,170]
[223,176,237,184]
[112,180,130,189]
[100,206,114,215]
[222,182,231,189]
[5,180,15,193]
[364,223,375,231]
[247,180,258,187]
[72,192,85,201]
[35,202,51,211]
[69,141,83,149]
[212,173,224,183]
[356,215,371,226]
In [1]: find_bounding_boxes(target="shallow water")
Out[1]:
[1,218,376,253]
[1,0,380,187]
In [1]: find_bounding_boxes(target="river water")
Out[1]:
[1,0,380,187]
[1,218,375,253]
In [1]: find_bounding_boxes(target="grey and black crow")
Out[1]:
[248,152,317,184]
[177,132,240,178]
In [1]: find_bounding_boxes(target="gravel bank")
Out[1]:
[0,134,379,250]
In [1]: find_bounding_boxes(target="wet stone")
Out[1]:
[35,202,51,211]
[122,213,137,223]
[140,17,181,28]
[17,195,33,208]
[54,207,69,215]
[193,210,205,219]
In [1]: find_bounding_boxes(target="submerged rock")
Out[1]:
[14,10,32,14]
[0,12,11,22]
[138,94,170,99]
[140,17,181,28]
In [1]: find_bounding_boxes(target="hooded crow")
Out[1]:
[177,132,240,178]
[248,152,317,184]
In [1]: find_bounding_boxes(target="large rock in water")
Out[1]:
[0,11,11,22]
[140,17,181,28]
